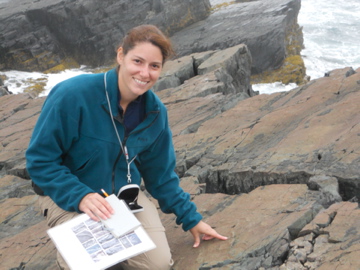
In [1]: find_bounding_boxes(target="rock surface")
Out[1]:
[169,67,360,201]
[172,0,303,75]
[0,44,359,269]
[0,0,211,71]
[154,44,257,97]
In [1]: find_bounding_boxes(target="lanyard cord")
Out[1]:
[104,72,137,184]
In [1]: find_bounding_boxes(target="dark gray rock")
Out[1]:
[0,85,11,96]
[198,44,255,96]
[0,0,211,71]
[153,54,196,92]
[154,44,256,97]
[170,0,303,74]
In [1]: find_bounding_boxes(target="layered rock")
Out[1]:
[172,0,304,76]
[158,183,359,270]
[154,44,257,97]
[169,67,360,202]
[0,43,359,269]
[0,0,211,72]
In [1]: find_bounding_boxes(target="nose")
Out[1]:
[139,65,150,78]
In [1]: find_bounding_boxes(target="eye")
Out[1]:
[133,59,141,64]
[151,64,161,70]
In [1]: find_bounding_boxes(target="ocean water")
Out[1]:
[1,0,359,96]
[299,0,360,80]
[253,0,360,94]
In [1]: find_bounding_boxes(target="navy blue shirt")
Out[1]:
[118,94,146,137]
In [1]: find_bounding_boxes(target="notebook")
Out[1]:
[47,194,156,270]
[100,194,141,237]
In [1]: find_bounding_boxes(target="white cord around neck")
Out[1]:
[104,72,137,183]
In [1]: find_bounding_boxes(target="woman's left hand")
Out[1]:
[189,220,228,248]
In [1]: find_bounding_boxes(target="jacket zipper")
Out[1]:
[108,110,160,195]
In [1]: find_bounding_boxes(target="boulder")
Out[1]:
[155,44,256,97]
[171,0,304,75]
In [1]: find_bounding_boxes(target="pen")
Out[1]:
[101,189,109,197]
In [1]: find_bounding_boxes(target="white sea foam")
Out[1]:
[252,82,298,95]
[1,67,92,96]
[299,0,360,80]
[1,0,359,96]
[254,0,360,94]
[2,70,46,95]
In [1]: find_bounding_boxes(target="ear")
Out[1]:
[117,47,124,65]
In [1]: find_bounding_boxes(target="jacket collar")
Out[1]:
[102,68,161,116]
[102,68,120,117]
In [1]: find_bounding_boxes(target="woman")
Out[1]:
[26,25,227,270]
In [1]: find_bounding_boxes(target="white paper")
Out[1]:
[47,200,156,270]
[100,195,141,238]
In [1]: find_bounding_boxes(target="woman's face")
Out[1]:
[117,42,163,101]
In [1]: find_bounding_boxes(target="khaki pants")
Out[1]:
[39,191,173,270]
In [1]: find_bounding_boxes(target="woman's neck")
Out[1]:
[119,99,129,113]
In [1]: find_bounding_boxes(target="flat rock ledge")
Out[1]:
[158,182,360,270]
[0,45,359,269]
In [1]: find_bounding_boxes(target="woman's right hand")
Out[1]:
[79,193,114,221]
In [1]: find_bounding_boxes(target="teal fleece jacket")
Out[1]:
[26,68,202,231]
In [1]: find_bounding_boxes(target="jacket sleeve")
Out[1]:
[26,87,94,212]
[137,112,202,231]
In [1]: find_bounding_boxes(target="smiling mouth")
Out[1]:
[134,78,148,85]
